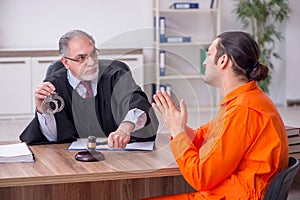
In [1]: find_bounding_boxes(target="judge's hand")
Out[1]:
[34,81,56,114]
[107,122,133,148]
[152,90,188,138]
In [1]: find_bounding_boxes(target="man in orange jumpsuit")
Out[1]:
[149,31,289,199]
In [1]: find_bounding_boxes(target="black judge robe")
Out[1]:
[20,59,158,145]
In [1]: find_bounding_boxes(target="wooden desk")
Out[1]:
[0,133,195,200]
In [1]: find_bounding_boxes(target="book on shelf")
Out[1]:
[289,145,300,154]
[285,126,300,154]
[159,50,166,76]
[288,141,300,154]
[288,136,300,146]
[0,142,35,163]
[160,36,191,43]
[169,2,199,9]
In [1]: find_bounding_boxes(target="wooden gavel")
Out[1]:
[87,136,107,151]
[75,136,106,162]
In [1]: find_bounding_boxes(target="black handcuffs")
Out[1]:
[41,92,65,114]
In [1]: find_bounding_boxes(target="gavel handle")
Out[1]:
[95,141,108,146]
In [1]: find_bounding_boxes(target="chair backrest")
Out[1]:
[45,60,65,77]
[264,157,300,200]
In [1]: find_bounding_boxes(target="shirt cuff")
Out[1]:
[122,108,147,132]
[37,111,57,141]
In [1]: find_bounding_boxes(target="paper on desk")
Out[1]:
[68,138,155,151]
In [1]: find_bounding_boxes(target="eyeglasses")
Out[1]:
[64,48,99,63]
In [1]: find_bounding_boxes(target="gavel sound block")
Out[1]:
[75,136,105,162]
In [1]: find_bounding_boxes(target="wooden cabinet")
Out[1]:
[99,54,144,89]
[0,57,32,116]
[0,56,59,117]
[153,0,220,110]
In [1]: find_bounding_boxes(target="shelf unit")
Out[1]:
[153,0,220,111]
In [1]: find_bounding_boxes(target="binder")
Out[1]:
[159,84,172,96]
[210,0,215,9]
[160,36,191,43]
[152,83,172,96]
[165,84,172,96]
[159,17,166,37]
[152,84,179,107]
[170,2,199,9]
[153,17,166,41]
[159,50,166,76]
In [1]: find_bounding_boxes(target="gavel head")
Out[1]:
[87,136,97,151]
[75,135,105,162]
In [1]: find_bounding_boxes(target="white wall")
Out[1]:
[219,1,297,105]
[286,0,300,102]
[0,0,153,49]
[0,0,299,105]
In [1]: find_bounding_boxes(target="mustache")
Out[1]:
[83,65,99,73]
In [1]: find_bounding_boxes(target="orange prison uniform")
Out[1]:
[146,81,289,200]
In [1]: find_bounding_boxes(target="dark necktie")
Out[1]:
[81,81,93,98]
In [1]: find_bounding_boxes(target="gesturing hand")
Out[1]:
[35,81,56,114]
[152,90,188,138]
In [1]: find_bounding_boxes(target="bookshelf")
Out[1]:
[152,0,221,111]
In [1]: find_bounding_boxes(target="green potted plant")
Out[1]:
[233,0,291,93]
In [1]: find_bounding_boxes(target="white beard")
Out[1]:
[80,64,99,81]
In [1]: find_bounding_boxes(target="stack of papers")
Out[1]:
[286,126,300,137]
[68,138,155,151]
[286,126,300,154]
[0,142,35,163]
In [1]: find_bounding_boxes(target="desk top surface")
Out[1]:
[0,133,180,187]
